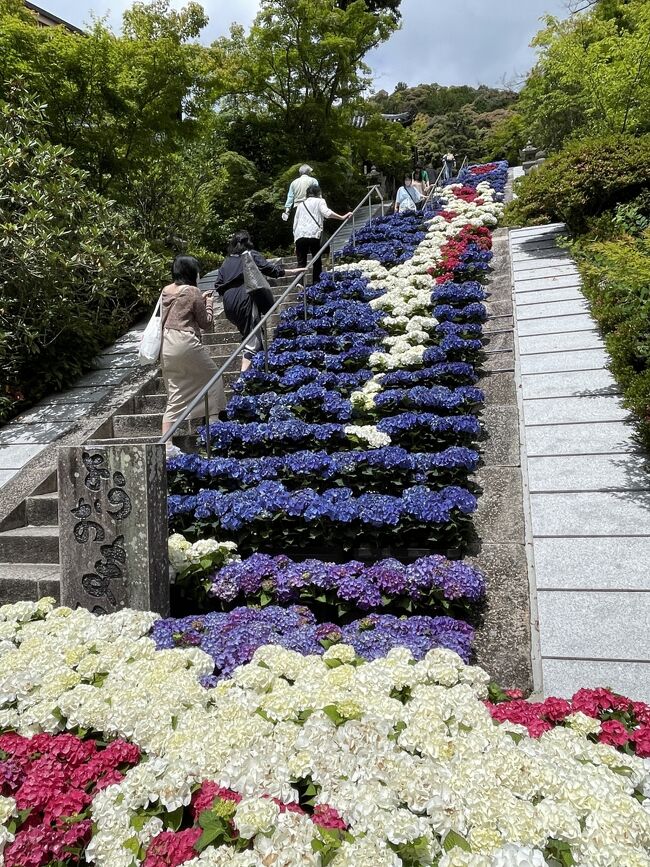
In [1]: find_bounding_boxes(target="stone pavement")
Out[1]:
[509,223,650,702]
[0,324,147,490]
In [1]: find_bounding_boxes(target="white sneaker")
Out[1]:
[165,444,183,458]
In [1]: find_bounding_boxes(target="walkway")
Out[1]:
[0,325,146,490]
[509,223,650,702]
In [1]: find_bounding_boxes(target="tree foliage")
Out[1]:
[517,0,650,151]
[504,134,650,232]
[210,0,401,158]
[0,87,165,422]
[370,82,519,167]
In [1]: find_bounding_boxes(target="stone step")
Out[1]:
[134,393,167,414]
[142,371,239,396]
[0,564,61,604]
[113,413,167,437]
[25,492,59,526]
[0,526,59,563]
[88,433,203,454]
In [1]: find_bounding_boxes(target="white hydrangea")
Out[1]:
[344,424,391,448]
[233,797,280,838]
[168,533,239,576]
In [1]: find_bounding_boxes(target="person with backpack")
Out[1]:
[394,175,423,213]
[293,184,352,284]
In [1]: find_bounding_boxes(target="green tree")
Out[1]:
[210,0,400,157]
[0,0,214,252]
[518,0,650,150]
[0,86,165,422]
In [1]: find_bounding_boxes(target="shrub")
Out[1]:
[0,85,166,423]
[573,230,650,447]
[504,134,650,232]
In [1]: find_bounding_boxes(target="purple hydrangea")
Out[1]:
[151,605,475,680]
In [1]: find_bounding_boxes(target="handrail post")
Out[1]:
[263,321,269,372]
[351,212,356,248]
[204,393,211,458]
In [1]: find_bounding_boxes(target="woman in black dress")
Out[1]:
[214,231,303,371]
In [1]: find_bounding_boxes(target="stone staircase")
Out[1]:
[0,272,303,604]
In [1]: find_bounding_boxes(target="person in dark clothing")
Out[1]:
[214,230,304,371]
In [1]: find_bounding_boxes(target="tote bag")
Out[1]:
[138,293,163,365]
[242,250,272,295]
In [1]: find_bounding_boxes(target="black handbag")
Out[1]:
[242,250,272,295]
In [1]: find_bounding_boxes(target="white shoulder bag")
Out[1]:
[138,292,164,365]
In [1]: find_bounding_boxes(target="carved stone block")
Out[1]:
[58,444,169,615]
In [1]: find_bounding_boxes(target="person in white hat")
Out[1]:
[282,164,319,223]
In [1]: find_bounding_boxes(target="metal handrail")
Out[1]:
[160,184,385,453]
[421,155,470,212]
[422,165,447,210]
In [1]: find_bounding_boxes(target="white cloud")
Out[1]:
[37,0,570,90]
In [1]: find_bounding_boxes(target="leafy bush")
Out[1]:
[573,231,650,447]
[0,87,166,423]
[504,134,650,232]
[612,191,650,237]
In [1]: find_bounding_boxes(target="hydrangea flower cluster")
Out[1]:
[2,601,650,867]
[152,605,475,676]
[0,730,140,866]
[168,445,479,498]
[168,481,477,552]
[487,684,650,756]
[205,552,485,618]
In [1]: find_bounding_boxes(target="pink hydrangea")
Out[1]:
[312,804,347,830]
[143,828,202,867]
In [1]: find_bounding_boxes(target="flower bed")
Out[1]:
[169,165,508,628]
[168,481,477,554]
[488,684,650,755]
[0,729,140,866]
[204,552,485,619]
[152,605,475,676]
[2,600,650,867]
[167,446,479,497]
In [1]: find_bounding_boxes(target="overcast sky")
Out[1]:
[41,0,571,91]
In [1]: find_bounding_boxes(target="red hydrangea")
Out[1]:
[599,720,630,747]
[143,828,202,867]
[313,804,347,830]
[486,687,650,757]
[1,732,140,867]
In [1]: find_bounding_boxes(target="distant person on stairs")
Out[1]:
[293,184,352,285]
[443,151,456,182]
[161,255,224,454]
[394,175,423,213]
[412,166,429,196]
[282,164,319,224]
[214,231,304,372]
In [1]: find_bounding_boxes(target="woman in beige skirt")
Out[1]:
[161,255,225,453]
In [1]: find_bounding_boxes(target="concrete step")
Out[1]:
[140,377,237,399]
[0,526,59,563]
[113,413,166,437]
[89,433,203,454]
[0,564,60,604]
[26,492,59,526]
